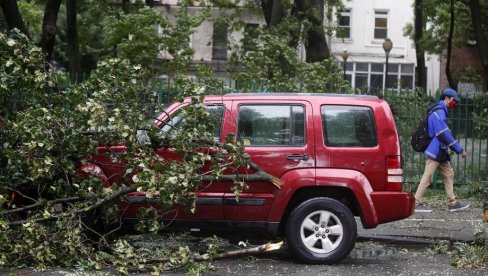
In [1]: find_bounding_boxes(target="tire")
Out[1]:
[285,197,357,264]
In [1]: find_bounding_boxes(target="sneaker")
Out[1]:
[415,203,433,213]
[448,202,470,212]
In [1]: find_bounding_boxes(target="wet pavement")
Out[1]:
[358,204,485,244]
[3,203,486,275]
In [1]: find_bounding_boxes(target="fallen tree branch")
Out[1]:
[200,169,283,189]
[8,215,59,226]
[1,196,82,215]
[146,241,284,263]
[75,186,136,214]
[6,187,136,226]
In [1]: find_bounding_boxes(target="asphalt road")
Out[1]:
[4,241,485,276]
[3,202,485,275]
[199,242,485,276]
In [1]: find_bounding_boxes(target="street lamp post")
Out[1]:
[340,50,349,80]
[382,38,393,94]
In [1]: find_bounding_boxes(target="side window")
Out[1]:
[321,105,377,147]
[207,105,225,140]
[237,105,305,146]
[161,105,225,141]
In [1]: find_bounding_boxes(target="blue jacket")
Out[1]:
[424,100,463,162]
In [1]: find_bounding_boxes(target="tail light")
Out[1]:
[386,155,403,191]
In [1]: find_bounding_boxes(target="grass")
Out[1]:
[406,179,488,269]
[451,223,488,269]
[403,180,487,209]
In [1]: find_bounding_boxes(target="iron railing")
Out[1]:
[7,77,488,187]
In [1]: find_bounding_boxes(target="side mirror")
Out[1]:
[136,130,151,145]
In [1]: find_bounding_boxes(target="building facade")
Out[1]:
[330,0,440,94]
[152,0,441,93]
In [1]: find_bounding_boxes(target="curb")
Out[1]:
[356,208,482,246]
[357,235,435,245]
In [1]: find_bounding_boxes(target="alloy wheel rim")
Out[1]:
[300,210,344,254]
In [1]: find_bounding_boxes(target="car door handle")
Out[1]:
[287,154,309,161]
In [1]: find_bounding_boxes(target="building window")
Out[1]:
[386,64,399,89]
[212,23,228,60]
[243,23,259,53]
[374,11,388,39]
[337,9,351,38]
[370,63,384,94]
[346,62,415,93]
[400,64,415,89]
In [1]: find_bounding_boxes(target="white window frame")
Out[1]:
[337,9,351,39]
[347,62,416,93]
[374,10,388,40]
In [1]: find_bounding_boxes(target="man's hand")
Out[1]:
[461,150,467,158]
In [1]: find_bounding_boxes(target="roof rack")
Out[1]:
[223,92,379,99]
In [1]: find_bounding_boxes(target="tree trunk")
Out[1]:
[261,0,285,28]
[300,0,330,62]
[468,0,488,90]
[121,0,130,14]
[39,0,62,68]
[445,0,456,90]
[261,0,272,26]
[269,0,285,27]
[67,0,81,83]
[0,0,30,38]
[414,0,427,93]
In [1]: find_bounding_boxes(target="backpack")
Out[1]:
[410,105,443,152]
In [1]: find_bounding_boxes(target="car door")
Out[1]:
[152,102,230,221]
[222,99,315,222]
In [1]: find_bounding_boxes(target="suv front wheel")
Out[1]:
[285,197,357,264]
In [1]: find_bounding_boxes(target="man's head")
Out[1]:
[441,88,460,109]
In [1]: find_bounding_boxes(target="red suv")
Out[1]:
[82,93,414,264]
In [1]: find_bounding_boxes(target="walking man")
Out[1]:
[415,88,469,213]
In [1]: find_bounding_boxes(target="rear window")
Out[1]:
[321,105,377,147]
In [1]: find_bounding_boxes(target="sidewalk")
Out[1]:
[357,207,485,244]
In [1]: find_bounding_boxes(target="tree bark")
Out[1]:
[260,0,330,65]
[39,0,62,68]
[445,0,456,90]
[295,0,330,62]
[468,0,488,90]
[145,0,156,7]
[66,0,82,82]
[0,0,30,38]
[261,0,285,27]
[147,241,284,263]
[414,0,427,93]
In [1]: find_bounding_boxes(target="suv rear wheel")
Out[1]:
[285,197,357,264]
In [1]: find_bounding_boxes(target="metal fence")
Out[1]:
[9,77,488,186]
[143,78,487,186]
[384,92,488,187]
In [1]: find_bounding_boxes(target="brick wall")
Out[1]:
[439,45,484,90]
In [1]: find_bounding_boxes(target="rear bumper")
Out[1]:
[370,191,415,225]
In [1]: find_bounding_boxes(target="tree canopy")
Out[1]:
[405,0,488,89]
